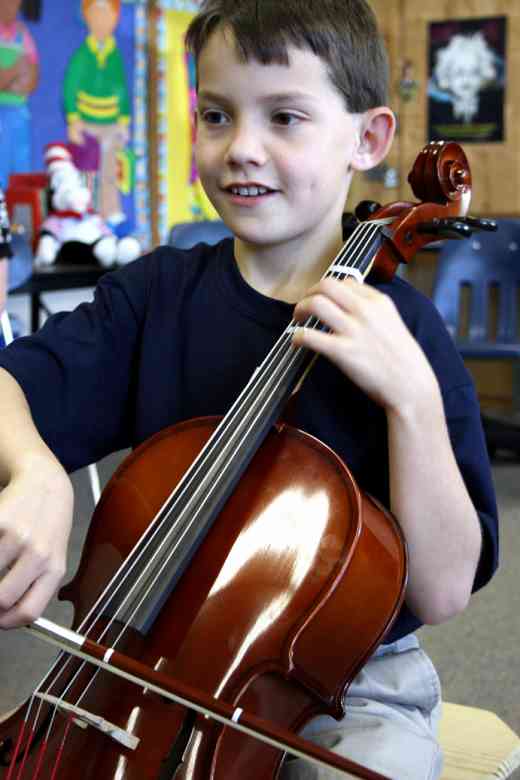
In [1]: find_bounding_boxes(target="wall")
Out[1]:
[351,0,519,410]
[23,1,137,229]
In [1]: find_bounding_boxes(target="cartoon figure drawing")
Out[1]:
[35,143,140,268]
[0,0,39,189]
[63,0,130,225]
[432,32,497,123]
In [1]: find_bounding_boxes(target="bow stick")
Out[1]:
[27,618,391,780]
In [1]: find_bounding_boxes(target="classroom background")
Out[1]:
[1,1,520,778]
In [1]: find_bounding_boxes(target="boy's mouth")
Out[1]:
[223,184,277,198]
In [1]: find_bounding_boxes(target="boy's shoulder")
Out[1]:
[374,273,472,393]
[136,237,232,275]
[374,273,446,334]
[107,237,233,300]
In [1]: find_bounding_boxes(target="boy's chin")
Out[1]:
[233,228,293,249]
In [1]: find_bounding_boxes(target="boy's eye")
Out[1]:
[200,109,229,125]
[272,111,302,126]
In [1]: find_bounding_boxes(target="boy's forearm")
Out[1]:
[0,368,63,486]
[386,385,483,625]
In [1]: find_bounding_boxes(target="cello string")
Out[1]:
[14,222,386,776]
[25,220,386,734]
[44,218,380,651]
[29,220,385,723]
[61,219,383,638]
[43,221,382,688]
[29,223,378,708]
[23,219,389,748]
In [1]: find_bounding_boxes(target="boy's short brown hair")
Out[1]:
[185,0,389,112]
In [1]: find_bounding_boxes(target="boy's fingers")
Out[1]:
[0,572,57,629]
[292,326,344,361]
[294,293,351,334]
[0,557,37,615]
[299,277,378,315]
[0,575,56,629]
[0,528,30,578]
[0,545,62,613]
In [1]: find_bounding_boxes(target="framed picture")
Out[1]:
[427,16,507,143]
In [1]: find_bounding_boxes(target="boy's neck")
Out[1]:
[234,231,344,304]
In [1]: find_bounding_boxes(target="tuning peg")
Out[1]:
[417,218,472,240]
[354,200,382,221]
[461,216,498,232]
[342,212,359,239]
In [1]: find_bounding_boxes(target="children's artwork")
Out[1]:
[8,0,151,249]
[0,0,40,189]
[155,0,217,243]
[64,0,131,227]
[427,17,507,144]
[35,142,140,268]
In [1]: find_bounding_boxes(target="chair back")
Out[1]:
[432,219,520,356]
[168,220,232,249]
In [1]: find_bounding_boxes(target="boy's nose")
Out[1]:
[224,124,267,167]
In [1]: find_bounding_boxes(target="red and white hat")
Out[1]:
[44,143,72,168]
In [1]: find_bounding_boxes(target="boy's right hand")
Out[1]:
[0,459,73,629]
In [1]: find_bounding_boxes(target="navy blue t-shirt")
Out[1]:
[0,239,499,642]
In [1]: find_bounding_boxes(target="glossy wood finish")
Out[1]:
[370,141,471,280]
[0,142,472,778]
[0,419,406,778]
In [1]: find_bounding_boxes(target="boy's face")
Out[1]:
[195,27,362,256]
[83,3,119,40]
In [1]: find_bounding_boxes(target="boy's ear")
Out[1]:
[350,108,396,172]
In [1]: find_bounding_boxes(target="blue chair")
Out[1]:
[168,219,233,249]
[431,219,520,454]
[0,232,33,346]
[7,232,33,293]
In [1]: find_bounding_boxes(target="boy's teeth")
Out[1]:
[231,186,269,196]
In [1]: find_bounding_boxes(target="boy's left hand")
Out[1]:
[292,277,437,412]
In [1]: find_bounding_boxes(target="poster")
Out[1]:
[3,0,151,249]
[427,17,507,144]
[155,0,217,244]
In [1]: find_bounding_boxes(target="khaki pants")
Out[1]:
[280,634,444,780]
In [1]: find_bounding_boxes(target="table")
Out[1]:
[10,264,106,332]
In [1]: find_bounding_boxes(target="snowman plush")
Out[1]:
[35,143,140,268]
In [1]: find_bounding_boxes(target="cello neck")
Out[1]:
[80,219,392,635]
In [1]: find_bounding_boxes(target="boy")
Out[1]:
[0,1,498,778]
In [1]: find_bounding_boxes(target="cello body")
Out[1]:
[0,416,406,778]
[0,141,478,778]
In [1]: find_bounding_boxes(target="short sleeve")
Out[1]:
[0,257,150,471]
[442,381,499,591]
[379,277,499,593]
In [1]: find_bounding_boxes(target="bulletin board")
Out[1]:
[2,0,152,248]
[150,0,218,245]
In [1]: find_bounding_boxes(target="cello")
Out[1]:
[0,141,494,779]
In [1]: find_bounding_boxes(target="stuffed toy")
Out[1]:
[34,143,140,268]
